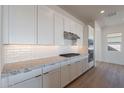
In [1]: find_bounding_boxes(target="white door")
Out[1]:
[60,64,70,87]
[10,75,42,88]
[38,6,54,45]
[54,13,64,45]
[43,68,60,88]
[7,6,36,44]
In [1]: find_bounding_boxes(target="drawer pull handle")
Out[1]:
[35,74,42,77]
[24,68,32,73]
[43,72,49,75]
[75,61,80,63]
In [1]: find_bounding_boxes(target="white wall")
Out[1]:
[95,21,102,61]
[4,45,80,63]
[102,23,124,65]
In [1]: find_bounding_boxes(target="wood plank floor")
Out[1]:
[66,62,124,88]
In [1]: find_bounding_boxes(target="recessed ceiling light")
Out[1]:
[100,10,105,14]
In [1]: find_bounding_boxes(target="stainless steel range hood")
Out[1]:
[64,31,80,40]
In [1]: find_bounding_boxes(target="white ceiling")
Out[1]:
[59,5,124,28]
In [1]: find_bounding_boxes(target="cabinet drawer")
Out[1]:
[61,61,70,66]
[70,57,81,63]
[8,68,42,86]
[10,75,42,88]
[43,63,60,73]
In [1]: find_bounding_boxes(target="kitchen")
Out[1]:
[1,5,124,88]
[0,5,95,88]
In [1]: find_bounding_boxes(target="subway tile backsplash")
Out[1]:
[4,45,79,63]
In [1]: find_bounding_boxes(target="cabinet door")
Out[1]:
[38,6,54,45]
[70,63,77,81]
[54,13,64,45]
[8,6,36,44]
[60,65,70,87]
[64,17,71,32]
[43,68,60,88]
[88,61,94,69]
[70,20,76,34]
[80,59,86,73]
[83,58,89,72]
[76,23,83,47]
[76,61,83,76]
[10,75,42,88]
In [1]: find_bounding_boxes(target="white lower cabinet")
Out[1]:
[43,68,60,88]
[82,57,89,72]
[60,62,70,87]
[42,63,61,88]
[76,61,83,76]
[10,75,42,88]
[3,56,90,88]
[70,62,78,81]
[8,67,43,88]
[88,61,94,69]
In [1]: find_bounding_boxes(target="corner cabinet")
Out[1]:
[3,6,37,44]
[37,6,54,45]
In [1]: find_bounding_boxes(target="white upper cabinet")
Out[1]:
[2,5,83,46]
[64,17,76,34]
[70,20,76,34]
[76,23,83,47]
[64,17,71,32]
[54,13,64,45]
[3,6,37,44]
[38,6,54,45]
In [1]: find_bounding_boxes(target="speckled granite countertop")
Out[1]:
[2,54,88,77]
[2,56,68,77]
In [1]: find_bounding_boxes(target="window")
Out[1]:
[107,33,122,52]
